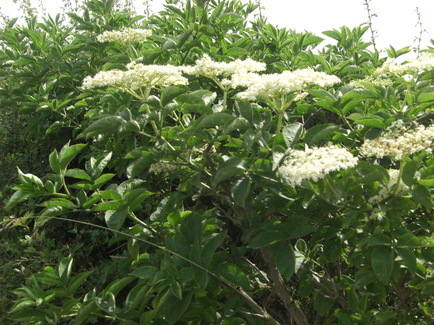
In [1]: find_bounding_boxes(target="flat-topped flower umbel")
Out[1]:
[278,145,358,187]
[232,68,341,101]
[360,121,434,160]
[82,62,188,97]
[375,52,434,75]
[181,54,266,80]
[96,28,152,43]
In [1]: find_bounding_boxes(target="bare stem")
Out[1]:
[261,249,309,325]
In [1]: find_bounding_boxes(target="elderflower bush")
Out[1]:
[2,1,433,325]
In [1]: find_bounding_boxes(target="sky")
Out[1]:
[1,0,433,51]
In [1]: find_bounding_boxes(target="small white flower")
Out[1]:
[278,145,358,187]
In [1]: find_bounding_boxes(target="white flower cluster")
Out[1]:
[375,52,434,75]
[369,169,409,204]
[96,28,152,43]
[278,145,358,187]
[181,54,266,80]
[232,69,341,101]
[360,121,434,160]
[82,62,188,91]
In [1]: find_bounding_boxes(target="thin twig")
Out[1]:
[362,0,378,52]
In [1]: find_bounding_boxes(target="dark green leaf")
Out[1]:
[65,169,91,181]
[161,86,186,106]
[412,185,433,209]
[305,123,339,145]
[371,246,394,284]
[105,207,128,230]
[59,143,87,170]
[231,178,251,207]
[81,116,125,138]
[401,160,418,186]
[197,112,235,129]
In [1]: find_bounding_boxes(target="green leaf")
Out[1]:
[418,178,434,187]
[197,112,235,129]
[401,160,418,186]
[396,248,416,273]
[105,207,128,230]
[6,191,31,210]
[94,201,123,211]
[347,113,385,128]
[201,233,225,266]
[88,152,112,178]
[314,292,334,316]
[123,188,153,210]
[17,168,43,187]
[170,281,183,300]
[212,165,245,185]
[81,116,125,138]
[417,92,434,103]
[68,271,93,295]
[94,173,116,187]
[49,150,61,174]
[65,169,91,181]
[59,143,87,170]
[420,279,434,296]
[231,178,251,207]
[58,256,73,281]
[412,185,433,209]
[95,293,116,314]
[269,241,296,279]
[129,266,158,279]
[150,194,182,221]
[41,198,76,209]
[176,29,193,47]
[282,123,304,148]
[105,276,135,296]
[161,86,186,106]
[157,291,193,325]
[371,246,394,284]
[305,123,339,145]
[249,231,288,249]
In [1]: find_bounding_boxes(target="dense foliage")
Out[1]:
[1,0,433,324]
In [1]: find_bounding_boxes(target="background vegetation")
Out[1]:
[0,0,433,324]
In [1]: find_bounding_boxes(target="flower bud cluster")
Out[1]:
[96,28,152,43]
[278,145,358,187]
[82,63,188,91]
[360,121,434,160]
[233,69,340,101]
[149,162,178,174]
[348,76,393,89]
[375,52,434,75]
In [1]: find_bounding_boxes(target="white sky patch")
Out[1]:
[0,0,433,51]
